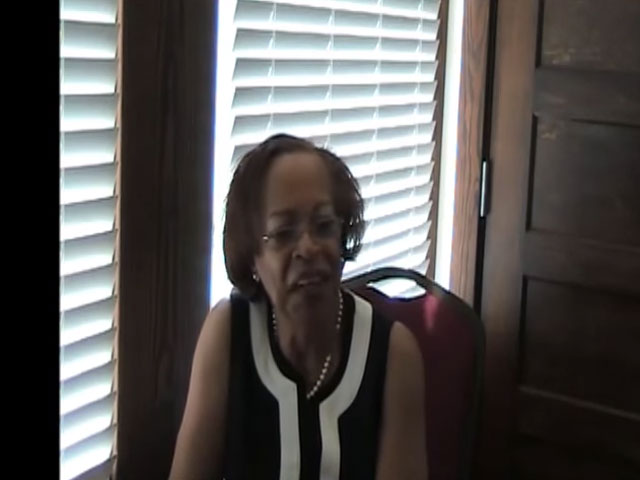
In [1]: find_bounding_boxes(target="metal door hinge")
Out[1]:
[480,158,491,218]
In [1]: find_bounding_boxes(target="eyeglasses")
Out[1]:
[262,215,343,250]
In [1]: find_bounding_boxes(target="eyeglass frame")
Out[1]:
[260,214,344,251]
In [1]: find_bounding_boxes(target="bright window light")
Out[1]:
[211,0,446,306]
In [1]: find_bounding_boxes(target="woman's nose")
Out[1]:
[293,229,320,258]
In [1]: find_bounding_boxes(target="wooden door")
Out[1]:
[477,0,640,478]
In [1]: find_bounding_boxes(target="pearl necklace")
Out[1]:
[272,291,343,400]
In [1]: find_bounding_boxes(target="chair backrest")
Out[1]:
[343,267,485,480]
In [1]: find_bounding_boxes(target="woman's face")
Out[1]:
[254,150,343,316]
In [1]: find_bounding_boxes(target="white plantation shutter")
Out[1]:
[60,0,120,479]
[212,0,442,302]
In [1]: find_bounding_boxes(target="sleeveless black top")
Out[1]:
[223,289,393,480]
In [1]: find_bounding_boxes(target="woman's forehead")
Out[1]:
[263,151,333,213]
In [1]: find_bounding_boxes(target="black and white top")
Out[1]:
[223,289,393,480]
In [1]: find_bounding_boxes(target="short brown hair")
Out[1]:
[223,133,365,298]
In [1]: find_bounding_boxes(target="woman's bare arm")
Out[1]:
[169,300,231,480]
[376,322,428,480]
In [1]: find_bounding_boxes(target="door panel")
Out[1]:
[478,0,640,477]
[540,0,640,73]
[521,279,640,413]
[533,68,640,127]
[531,119,640,245]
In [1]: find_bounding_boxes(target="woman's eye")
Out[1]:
[273,227,297,244]
[315,218,338,236]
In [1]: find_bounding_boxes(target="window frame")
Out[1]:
[449,0,493,308]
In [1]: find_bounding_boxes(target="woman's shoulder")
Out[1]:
[387,321,421,362]
[198,298,233,359]
[201,289,258,337]
[205,290,254,322]
[205,291,263,359]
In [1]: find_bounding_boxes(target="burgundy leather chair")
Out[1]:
[343,267,484,480]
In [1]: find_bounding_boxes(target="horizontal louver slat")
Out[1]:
[60,361,115,416]
[61,163,116,205]
[61,94,117,133]
[60,231,115,277]
[61,129,117,169]
[61,59,117,95]
[232,115,435,146]
[60,265,115,313]
[60,297,115,347]
[60,197,116,241]
[234,62,438,87]
[61,21,117,59]
[61,394,115,450]
[247,0,441,21]
[60,426,115,480]
[60,0,117,24]
[60,329,115,381]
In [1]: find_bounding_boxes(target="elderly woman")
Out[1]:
[170,134,427,479]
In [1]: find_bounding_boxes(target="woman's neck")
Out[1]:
[273,294,342,385]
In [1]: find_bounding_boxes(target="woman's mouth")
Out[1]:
[296,276,322,287]
[292,271,328,289]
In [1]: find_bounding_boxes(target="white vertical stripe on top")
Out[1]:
[318,292,374,479]
[249,300,301,480]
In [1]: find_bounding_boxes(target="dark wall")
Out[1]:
[117,1,216,478]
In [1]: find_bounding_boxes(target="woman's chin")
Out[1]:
[289,280,333,306]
